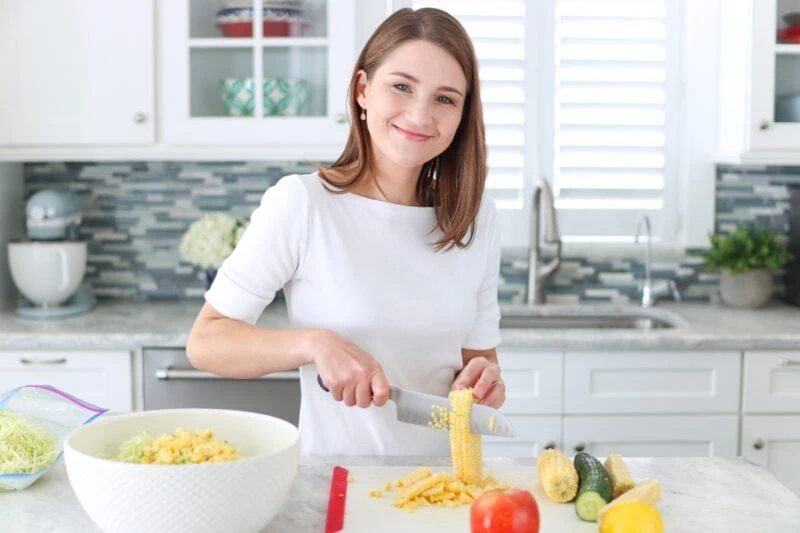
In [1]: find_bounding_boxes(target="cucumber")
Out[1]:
[573,452,613,522]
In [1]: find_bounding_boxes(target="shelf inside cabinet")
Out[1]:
[776,44,800,54]
[189,38,329,48]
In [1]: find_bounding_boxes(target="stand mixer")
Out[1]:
[7,190,96,319]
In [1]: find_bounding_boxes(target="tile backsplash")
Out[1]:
[25,161,312,299]
[23,162,799,303]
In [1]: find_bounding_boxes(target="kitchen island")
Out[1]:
[3,455,798,532]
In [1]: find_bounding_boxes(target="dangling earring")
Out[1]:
[360,108,366,120]
[431,156,440,181]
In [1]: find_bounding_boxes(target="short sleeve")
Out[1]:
[462,198,502,349]
[205,175,309,325]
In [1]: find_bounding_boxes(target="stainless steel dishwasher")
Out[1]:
[143,348,300,425]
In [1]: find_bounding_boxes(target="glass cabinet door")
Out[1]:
[775,0,800,125]
[188,0,328,119]
[160,0,354,153]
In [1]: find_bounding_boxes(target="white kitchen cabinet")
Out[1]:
[483,416,561,458]
[564,415,739,458]
[0,1,155,146]
[742,415,800,496]
[497,350,562,415]
[718,0,800,160]
[744,350,800,413]
[564,351,741,415]
[158,0,355,157]
[0,350,133,413]
[482,351,561,457]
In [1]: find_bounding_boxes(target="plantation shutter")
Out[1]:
[552,0,678,243]
[402,0,681,245]
[409,0,529,248]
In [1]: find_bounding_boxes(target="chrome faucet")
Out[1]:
[527,178,562,305]
[635,215,681,307]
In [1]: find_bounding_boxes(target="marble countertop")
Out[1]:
[0,298,799,351]
[3,455,799,533]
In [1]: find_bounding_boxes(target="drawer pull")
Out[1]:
[19,357,67,365]
[543,441,557,450]
[753,439,765,450]
[778,358,800,366]
[156,368,299,381]
[573,442,586,453]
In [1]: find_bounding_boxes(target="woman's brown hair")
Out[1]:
[317,7,487,252]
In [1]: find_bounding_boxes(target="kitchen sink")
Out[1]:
[499,305,686,330]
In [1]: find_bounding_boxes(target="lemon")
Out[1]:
[599,501,664,533]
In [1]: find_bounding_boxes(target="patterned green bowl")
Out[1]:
[220,78,311,117]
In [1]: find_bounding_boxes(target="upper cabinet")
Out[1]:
[0,0,361,160]
[751,0,800,150]
[158,0,355,158]
[0,0,155,146]
[718,0,800,162]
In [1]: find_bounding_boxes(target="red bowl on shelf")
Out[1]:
[264,18,308,37]
[217,18,308,37]
[778,25,800,44]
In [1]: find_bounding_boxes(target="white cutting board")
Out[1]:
[342,466,596,533]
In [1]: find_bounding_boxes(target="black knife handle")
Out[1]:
[316,373,330,392]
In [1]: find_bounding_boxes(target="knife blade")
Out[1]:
[316,374,515,438]
[389,386,515,438]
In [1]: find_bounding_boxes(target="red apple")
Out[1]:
[470,487,540,533]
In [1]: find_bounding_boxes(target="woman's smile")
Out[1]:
[393,124,432,142]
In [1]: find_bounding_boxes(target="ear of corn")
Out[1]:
[604,453,636,499]
[597,479,662,522]
[536,448,580,503]
[448,388,483,485]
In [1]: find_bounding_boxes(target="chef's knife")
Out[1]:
[316,374,515,438]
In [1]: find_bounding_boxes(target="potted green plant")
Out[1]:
[703,225,793,308]
[179,212,248,288]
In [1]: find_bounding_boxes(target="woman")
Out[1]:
[186,7,505,456]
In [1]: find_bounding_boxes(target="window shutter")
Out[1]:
[403,0,681,246]
[410,0,528,212]
[552,0,678,243]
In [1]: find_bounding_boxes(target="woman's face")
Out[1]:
[356,39,468,171]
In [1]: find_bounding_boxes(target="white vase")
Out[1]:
[719,268,773,308]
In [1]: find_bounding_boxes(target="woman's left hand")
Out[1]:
[450,356,505,409]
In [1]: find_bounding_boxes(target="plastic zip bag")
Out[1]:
[0,384,107,491]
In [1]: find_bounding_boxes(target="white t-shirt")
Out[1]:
[205,172,502,456]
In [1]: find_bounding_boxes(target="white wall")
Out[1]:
[0,163,25,310]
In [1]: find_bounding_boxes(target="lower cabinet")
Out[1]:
[0,350,133,412]
[483,415,561,458]
[487,350,562,458]
[563,415,739,457]
[742,415,800,496]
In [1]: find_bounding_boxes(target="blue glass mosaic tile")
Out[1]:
[22,162,799,303]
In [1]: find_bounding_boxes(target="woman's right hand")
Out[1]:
[307,329,390,408]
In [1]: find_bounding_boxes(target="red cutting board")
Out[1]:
[340,466,597,533]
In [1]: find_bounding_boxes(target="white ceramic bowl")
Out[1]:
[8,241,86,306]
[64,409,299,533]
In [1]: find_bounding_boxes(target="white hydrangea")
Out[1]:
[179,212,249,269]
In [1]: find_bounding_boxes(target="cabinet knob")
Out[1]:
[334,113,347,124]
[133,112,148,124]
[753,439,765,450]
[573,442,586,453]
[759,119,769,130]
[543,441,557,450]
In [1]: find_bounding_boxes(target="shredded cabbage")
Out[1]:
[0,411,58,475]
[115,431,155,463]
